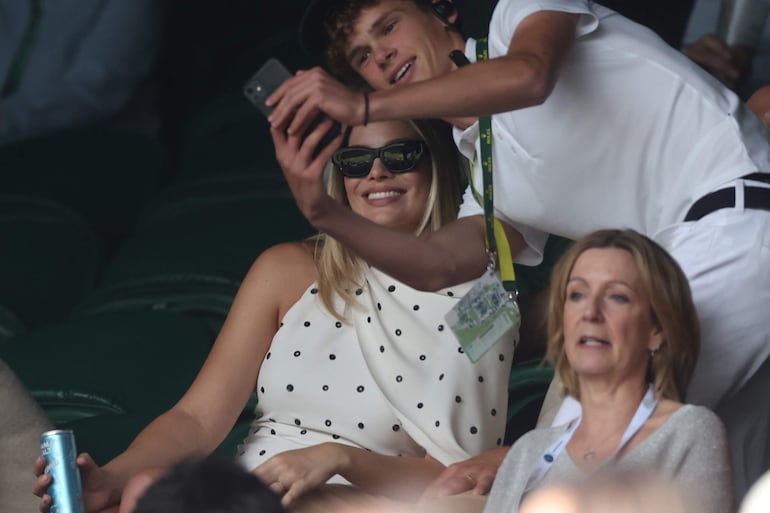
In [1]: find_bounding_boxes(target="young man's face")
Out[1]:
[343,0,465,91]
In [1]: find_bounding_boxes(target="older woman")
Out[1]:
[33,118,514,513]
[483,229,733,513]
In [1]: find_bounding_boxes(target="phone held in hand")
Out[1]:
[244,58,342,158]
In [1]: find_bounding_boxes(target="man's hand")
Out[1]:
[267,67,367,136]
[253,443,349,507]
[420,447,510,500]
[684,34,751,90]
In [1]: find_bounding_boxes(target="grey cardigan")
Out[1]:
[485,405,733,513]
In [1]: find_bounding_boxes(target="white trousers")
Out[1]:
[657,198,770,500]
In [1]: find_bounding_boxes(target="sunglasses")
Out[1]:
[332,140,427,178]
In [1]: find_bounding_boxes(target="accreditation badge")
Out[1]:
[445,270,521,362]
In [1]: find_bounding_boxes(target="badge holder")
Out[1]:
[446,38,521,363]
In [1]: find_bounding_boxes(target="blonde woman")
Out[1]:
[34,118,515,513]
[485,230,733,513]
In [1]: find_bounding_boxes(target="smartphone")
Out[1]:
[244,58,342,158]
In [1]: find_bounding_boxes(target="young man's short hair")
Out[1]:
[132,456,285,513]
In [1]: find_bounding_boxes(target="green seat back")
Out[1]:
[0,127,165,251]
[0,196,101,328]
[1,310,213,423]
[504,358,554,445]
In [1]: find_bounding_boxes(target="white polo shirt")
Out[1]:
[456,0,770,263]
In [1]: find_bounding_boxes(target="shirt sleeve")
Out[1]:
[489,0,599,49]
[458,184,549,266]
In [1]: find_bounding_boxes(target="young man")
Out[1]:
[268,0,770,501]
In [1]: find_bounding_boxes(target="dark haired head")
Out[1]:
[132,456,285,513]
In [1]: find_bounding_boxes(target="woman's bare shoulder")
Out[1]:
[256,240,316,269]
[240,241,318,304]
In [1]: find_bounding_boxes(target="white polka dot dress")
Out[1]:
[354,268,515,464]
[236,267,516,478]
[237,282,424,480]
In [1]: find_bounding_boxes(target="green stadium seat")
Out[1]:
[0,127,166,253]
[504,358,554,445]
[176,93,281,182]
[76,176,313,332]
[0,195,101,329]
[0,303,25,345]
[1,310,214,425]
[514,235,573,298]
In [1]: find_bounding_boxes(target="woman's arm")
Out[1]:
[273,122,527,291]
[34,243,314,511]
[421,446,511,499]
[267,10,579,134]
[366,10,579,125]
[254,442,446,507]
[103,243,315,483]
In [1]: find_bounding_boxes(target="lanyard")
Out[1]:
[522,385,658,499]
[471,38,517,295]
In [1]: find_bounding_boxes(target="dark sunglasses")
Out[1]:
[332,140,427,178]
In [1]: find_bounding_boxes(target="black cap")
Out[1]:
[297,0,495,59]
[298,0,348,59]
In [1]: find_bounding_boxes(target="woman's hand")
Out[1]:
[270,115,344,225]
[420,447,510,500]
[33,453,117,513]
[253,443,349,507]
[267,67,366,136]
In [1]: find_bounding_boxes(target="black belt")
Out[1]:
[684,173,770,222]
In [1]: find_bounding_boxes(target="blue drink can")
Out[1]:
[40,429,85,513]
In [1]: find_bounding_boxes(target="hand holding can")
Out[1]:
[40,430,85,513]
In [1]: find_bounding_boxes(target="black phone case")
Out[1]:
[243,58,293,118]
[243,58,342,158]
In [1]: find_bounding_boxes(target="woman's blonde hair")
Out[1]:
[311,118,465,319]
[545,229,699,402]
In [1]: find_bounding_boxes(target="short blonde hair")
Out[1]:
[311,118,465,319]
[545,229,699,402]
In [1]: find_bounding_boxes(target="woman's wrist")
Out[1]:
[324,442,353,476]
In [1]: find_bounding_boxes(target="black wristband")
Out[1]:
[362,91,369,126]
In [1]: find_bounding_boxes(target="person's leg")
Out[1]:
[0,359,53,513]
[655,205,770,501]
[288,485,488,513]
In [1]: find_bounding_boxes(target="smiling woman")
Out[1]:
[33,117,513,513]
[484,229,733,513]
[313,118,464,319]
[339,122,434,234]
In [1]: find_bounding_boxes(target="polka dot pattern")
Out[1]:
[239,269,514,475]
[349,268,515,465]
[241,282,426,475]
